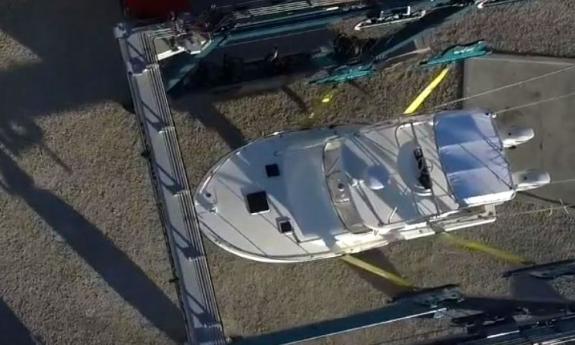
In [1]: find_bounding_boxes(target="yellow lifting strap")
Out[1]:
[404,67,450,115]
[440,233,534,266]
[340,254,414,288]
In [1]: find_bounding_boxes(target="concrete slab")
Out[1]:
[463,54,575,204]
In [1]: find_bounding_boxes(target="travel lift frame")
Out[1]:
[121,0,517,95]
[114,0,567,344]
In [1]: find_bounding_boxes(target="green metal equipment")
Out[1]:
[421,40,492,67]
[158,1,523,94]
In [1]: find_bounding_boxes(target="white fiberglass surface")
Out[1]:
[434,110,514,206]
[195,129,348,259]
[335,121,458,230]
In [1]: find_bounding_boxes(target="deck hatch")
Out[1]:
[265,163,280,177]
[277,218,294,233]
[246,191,270,214]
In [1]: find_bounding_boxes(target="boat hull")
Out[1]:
[194,126,498,263]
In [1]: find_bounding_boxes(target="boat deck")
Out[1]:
[338,119,460,231]
[195,117,469,261]
[195,128,349,261]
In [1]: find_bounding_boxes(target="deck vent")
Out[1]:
[246,191,270,214]
[277,218,293,234]
[265,164,280,177]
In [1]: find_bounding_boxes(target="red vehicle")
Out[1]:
[121,0,191,20]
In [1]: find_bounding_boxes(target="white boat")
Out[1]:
[194,109,550,263]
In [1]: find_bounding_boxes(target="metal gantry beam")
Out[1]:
[115,23,226,345]
[232,286,462,345]
[162,0,530,90]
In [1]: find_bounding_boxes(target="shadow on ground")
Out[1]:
[170,83,318,151]
[0,149,186,342]
[0,298,42,345]
[0,0,129,155]
[172,94,248,150]
[0,0,186,341]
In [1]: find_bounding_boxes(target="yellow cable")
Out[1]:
[404,67,450,115]
[440,233,533,266]
[340,254,414,288]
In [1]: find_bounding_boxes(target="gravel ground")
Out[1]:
[0,1,183,344]
[0,0,574,345]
